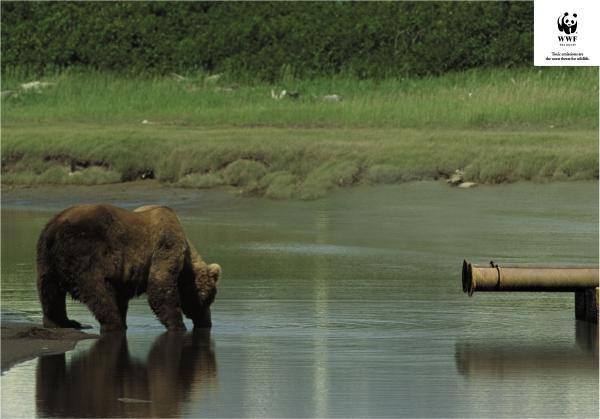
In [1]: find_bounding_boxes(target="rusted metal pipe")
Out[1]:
[462,260,599,296]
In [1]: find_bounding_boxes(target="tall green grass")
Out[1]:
[1,67,597,199]
[2,67,598,129]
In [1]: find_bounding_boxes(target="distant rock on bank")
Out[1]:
[457,182,478,188]
[446,170,477,188]
[447,169,464,186]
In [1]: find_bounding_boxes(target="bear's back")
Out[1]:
[38,204,185,284]
[50,204,135,240]
[131,205,185,240]
[51,204,186,257]
[55,203,177,229]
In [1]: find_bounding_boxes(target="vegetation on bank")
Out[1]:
[2,126,597,199]
[2,67,597,129]
[1,2,532,79]
[1,67,598,199]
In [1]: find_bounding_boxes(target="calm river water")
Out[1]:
[1,181,598,418]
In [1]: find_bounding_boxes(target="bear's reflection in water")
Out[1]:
[36,330,217,418]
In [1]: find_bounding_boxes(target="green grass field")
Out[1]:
[1,67,598,199]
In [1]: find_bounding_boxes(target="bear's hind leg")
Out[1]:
[116,295,129,329]
[38,273,81,329]
[77,274,127,333]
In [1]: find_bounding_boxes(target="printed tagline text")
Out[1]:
[545,51,589,61]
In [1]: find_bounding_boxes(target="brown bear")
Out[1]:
[36,204,221,333]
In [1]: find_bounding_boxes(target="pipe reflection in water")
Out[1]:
[36,330,216,418]
[575,320,599,354]
[455,321,598,378]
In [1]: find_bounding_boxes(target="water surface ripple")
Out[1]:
[1,182,598,417]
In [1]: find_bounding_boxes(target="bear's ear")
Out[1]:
[564,12,569,16]
[208,264,221,284]
[573,13,577,17]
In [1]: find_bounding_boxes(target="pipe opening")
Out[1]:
[462,260,474,296]
[462,260,469,293]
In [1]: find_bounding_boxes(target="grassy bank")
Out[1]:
[2,125,597,199]
[1,68,598,199]
[2,67,598,129]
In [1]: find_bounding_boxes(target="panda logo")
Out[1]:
[557,12,577,34]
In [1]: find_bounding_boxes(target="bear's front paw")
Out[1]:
[43,317,83,329]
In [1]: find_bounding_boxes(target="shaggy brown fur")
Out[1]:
[36,204,221,333]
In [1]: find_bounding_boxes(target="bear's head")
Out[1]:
[180,258,221,328]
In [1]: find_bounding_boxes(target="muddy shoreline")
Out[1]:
[1,319,98,372]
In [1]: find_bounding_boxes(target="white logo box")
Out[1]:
[534,0,599,66]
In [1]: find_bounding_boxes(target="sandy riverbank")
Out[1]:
[1,320,98,372]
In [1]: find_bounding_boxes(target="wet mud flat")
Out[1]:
[1,318,97,373]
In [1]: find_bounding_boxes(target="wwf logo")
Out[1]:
[557,12,577,34]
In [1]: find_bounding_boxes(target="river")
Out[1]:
[1,181,598,418]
